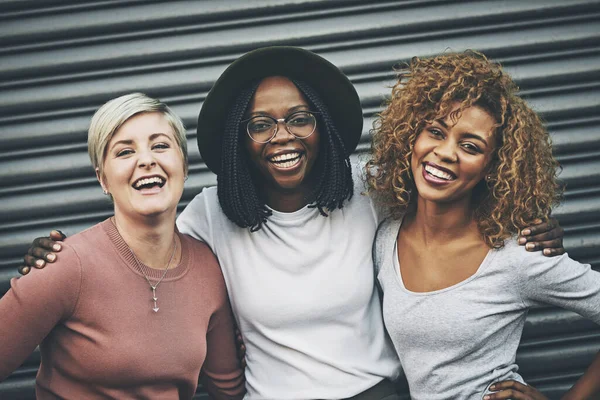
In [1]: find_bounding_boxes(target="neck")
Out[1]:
[262,181,315,213]
[407,195,479,246]
[112,210,177,269]
[264,190,310,212]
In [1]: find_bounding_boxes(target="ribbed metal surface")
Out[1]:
[1,0,599,398]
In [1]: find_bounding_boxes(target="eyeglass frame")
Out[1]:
[240,110,320,144]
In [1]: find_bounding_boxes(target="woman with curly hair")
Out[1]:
[367,51,600,400]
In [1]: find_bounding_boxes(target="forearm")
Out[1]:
[0,284,57,380]
[562,350,600,400]
[201,304,245,399]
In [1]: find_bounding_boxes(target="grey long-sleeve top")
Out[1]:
[374,217,600,400]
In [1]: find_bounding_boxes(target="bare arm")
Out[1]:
[562,351,600,400]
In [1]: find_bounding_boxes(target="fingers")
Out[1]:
[35,237,63,252]
[24,254,46,269]
[234,326,246,368]
[18,265,31,276]
[485,380,548,400]
[518,218,565,256]
[25,235,62,270]
[27,245,58,266]
[542,247,566,256]
[521,238,564,253]
[520,218,553,237]
[49,230,67,241]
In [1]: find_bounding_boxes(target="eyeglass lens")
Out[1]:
[247,111,316,143]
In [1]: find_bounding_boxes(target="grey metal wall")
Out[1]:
[1,0,599,398]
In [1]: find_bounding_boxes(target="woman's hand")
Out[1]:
[518,218,565,257]
[19,230,66,275]
[484,380,549,400]
[235,326,246,369]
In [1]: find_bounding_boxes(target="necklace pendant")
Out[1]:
[151,287,159,312]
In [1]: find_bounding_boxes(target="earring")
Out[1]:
[184,176,189,182]
[103,189,109,195]
[485,175,493,182]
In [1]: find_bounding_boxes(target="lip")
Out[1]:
[421,162,456,185]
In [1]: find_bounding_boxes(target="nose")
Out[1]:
[269,119,296,144]
[433,139,458,163]
[137,148,157,169]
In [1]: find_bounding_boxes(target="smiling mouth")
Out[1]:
[424,164,456,181]
[268,152,303,169]
[132,176,166,190]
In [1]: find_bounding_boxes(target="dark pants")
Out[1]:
[342,379,401,400]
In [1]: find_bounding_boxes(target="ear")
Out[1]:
[96,168,109,194]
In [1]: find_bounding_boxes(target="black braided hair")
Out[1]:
[291,79,354,216]
[217,81,271,231]
[218,78,354,231]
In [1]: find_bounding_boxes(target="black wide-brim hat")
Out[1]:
[197,46,363,175]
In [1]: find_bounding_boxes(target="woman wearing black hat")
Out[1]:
[177,47,402,399]
[20,46,564,399]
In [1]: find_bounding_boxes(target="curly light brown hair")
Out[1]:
[366,50,562,248]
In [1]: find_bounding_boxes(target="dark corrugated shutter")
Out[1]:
[1,1,599,398]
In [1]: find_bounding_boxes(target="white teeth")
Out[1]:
[424,165,454,180]
[134,176,164,188]
[269,152,301,168]
[277,159,299,168]
[270,152,300,163]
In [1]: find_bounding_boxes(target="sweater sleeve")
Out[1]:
[0,243,82,381]
[518,251,600,324]
[199,255,245,399]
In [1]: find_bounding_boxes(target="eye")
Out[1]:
[287,112,313,126]
[248,117,275,133]
[428,127,444,139]
[116,148,134,157]
[152,142,170,150]
[461,142,482,154]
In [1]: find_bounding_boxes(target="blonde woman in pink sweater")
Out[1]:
[0,93,245,399]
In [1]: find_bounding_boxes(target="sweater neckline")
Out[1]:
[102,218,190,281]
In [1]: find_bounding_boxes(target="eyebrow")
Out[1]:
[434,119,490,147]
[109,133,173,149]
[247,104,310,118]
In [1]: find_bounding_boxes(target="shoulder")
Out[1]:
[373,217,402,272]
[63,221,109,250]
[493,238,552,269]
[177,186,222,240]
[376,217,402,243]
[189,186,218,208]
[180,186,218,217]
[54,222,111,269]
[181,233,216,262]
[180,233,222,278]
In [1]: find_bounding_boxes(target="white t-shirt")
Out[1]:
[177,177,400,399]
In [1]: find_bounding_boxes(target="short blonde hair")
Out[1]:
[88,93,188,176]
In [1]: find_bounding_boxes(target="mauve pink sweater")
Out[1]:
[0,219,245,399]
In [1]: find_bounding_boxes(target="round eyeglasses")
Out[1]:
[241,111,319,144]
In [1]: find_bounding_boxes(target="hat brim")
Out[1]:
[197,46,363,175]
